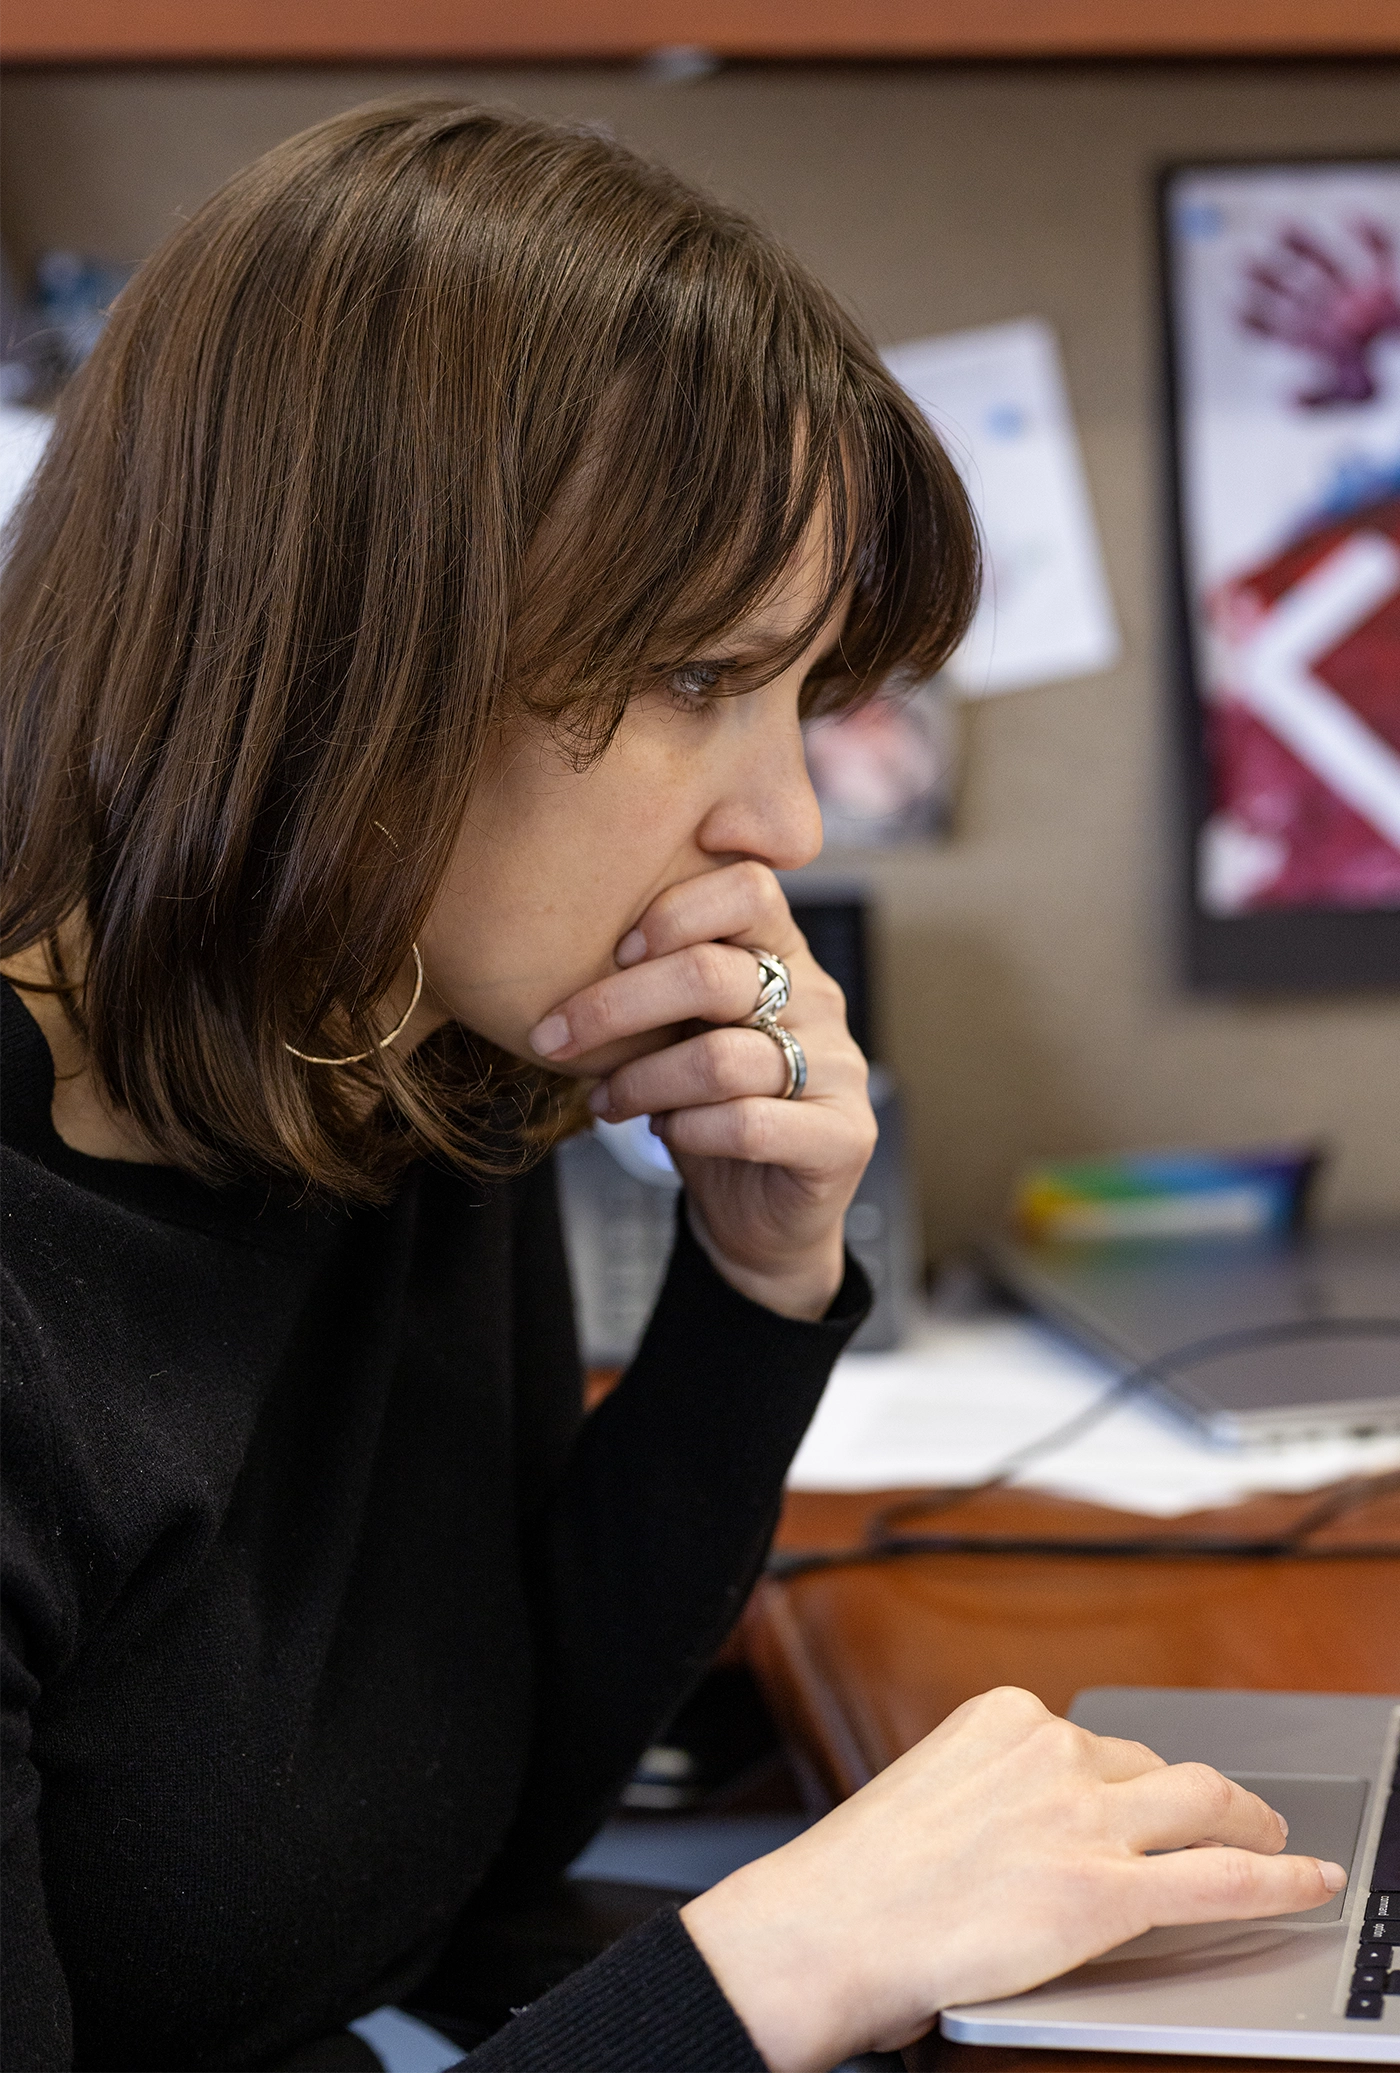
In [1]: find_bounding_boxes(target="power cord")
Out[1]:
[767,1316,1400,1579]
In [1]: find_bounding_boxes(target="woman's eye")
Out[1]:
[666,662,724,708]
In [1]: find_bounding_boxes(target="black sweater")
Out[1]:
[0,982,867,2070]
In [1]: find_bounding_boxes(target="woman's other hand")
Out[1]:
[679,1685,1346,2073]
[527,858,874,1320]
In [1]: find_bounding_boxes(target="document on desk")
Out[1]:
[786,1313,1400,1515]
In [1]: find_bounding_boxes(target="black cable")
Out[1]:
[767,1315,1400,1579]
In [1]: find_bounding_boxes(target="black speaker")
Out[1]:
[787,892,873,1061]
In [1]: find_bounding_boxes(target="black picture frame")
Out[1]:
[1158,155,1400,993]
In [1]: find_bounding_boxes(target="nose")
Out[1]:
[695,704,825,872]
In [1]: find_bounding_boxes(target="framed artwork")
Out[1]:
[1161,157,1400,989]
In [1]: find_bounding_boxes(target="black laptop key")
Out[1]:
[1354,1966,1389,1992]
[1347,1993,1384,2020]
[1372,1775,1400,1892]
[1359,1943,1394,1969]
[1370,1890,1400,1917]
[1363,1918,1399,1945]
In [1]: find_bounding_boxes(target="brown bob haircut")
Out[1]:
[1,100,978,1199]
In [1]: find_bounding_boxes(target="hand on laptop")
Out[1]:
[680,1683,1346,2073]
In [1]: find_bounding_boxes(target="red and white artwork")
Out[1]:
[1169,162,1400,916]
[1200,497,1400,912]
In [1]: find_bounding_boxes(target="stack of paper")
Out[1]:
[786,1313,1400,1518]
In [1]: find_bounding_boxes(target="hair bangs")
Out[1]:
[510,245,978,755]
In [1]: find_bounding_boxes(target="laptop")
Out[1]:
[988,1225,1400,1442]
[943,1687,1400,2061]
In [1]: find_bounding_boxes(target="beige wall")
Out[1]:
[3,61,1397,1254]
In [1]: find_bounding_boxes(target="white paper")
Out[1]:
[786,1312,1400,1517]
[0,405,50,537]
[884,319,1120,694]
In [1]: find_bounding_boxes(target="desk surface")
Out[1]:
[742,1477,1400,2073]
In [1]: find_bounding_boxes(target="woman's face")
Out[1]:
[416,531,839,1077]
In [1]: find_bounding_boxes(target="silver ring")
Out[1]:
[756,1014,807,1100]
[745,949,792,1024]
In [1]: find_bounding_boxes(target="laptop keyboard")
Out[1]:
[1347,1754,1400,2020]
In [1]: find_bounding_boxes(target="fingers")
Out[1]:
[659,1093,875,1172]
[617,859,797,966]
[530,940,765,1061]
[1085,1734,1169,1786]
[530,861,855,1073]
[593,1025,791,1115]
[932,1692,1165,1786]
[594,1022,867,1121]
[1115,1762,1289,1856]
[1142,1842,1346,1926]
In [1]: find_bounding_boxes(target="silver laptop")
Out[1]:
[943,1687,1400,2061]
[988,1225,1400,1442]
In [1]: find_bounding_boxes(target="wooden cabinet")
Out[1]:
[6,0,1398,66]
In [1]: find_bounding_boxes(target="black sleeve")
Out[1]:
[411,1163,866,2073]
[492,1166,868,1893]
[272,1911,764,2073]
[458,1909,765,2071]
[2,1626,72,2071]
[1,1296,77,2072]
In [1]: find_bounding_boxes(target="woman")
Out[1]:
[0,102,1340,2073]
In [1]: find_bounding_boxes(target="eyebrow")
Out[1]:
[699,616,788,654]
[703,598,850,666]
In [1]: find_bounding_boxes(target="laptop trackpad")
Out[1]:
[1223,1773,1368,1924]
[1085,1773,1370,1972]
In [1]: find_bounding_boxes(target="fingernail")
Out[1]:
[1320,1861,1347,1892]
[1275,1812,1289,1841]
[528,1012,572,1059]
[587,1084,611,1117]
[615,929,647,967]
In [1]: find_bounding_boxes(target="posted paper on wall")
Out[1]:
[884,319,1120,694]
[0,405,50,536]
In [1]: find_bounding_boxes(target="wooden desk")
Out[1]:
[742,1478,1400,2073]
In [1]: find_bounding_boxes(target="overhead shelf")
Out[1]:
[5,0,1398,66]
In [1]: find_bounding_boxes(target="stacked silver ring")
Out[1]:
[745,950,807,1100]
[746,949,792,1022]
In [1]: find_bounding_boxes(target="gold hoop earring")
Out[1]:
[285,942,424,1068]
